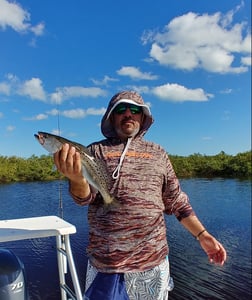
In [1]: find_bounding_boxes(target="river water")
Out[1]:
[0,178,251,300]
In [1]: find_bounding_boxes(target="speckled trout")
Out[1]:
[34,131,115,204]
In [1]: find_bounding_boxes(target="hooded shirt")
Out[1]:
[72,91,194,273]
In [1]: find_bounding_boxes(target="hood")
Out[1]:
[101,91,154,138]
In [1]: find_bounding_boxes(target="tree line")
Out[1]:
[170,151,251,179]
[0,151,251,184]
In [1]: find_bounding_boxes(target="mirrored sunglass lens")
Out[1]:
[114,104,142,114]
[130,106,141,114]
[114,105,127,114]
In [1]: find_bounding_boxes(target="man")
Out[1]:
[54,91,227,300]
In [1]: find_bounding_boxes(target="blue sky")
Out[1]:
[0,0,251,157]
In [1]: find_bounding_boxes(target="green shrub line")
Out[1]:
[0,151,251,184]
[169,150,251,179]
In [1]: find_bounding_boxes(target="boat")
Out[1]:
[0,216,82,300]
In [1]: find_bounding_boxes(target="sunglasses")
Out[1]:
[113,103,142,115]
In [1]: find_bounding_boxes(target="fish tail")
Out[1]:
[104,195,115,205]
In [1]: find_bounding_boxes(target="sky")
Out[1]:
[0,0,251,158]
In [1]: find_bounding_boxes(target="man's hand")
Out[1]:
[54,143,83,182]
[53,143,90,199]
[180,215,227,266]
[198,231,227,265]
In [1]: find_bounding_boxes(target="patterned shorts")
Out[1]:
[85,256,174,300]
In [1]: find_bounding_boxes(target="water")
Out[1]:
[0,179,251,300]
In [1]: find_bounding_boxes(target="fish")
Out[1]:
[34,131,115,205]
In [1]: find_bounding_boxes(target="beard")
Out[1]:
[115,117,141,139]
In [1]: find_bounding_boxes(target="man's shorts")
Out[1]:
[85,256,174,300]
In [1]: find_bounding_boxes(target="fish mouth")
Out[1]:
[34,132,45,145]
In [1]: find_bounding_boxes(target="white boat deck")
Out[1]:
[0,215,76,242]
[0,215,82,300]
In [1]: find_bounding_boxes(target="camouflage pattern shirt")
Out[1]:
[70,136,195,273]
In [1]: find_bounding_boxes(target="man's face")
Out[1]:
[111,103,143,140]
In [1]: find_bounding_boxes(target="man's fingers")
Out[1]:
[59,143,70,163]
[54,143,73,174]
[65,146,76,171]
[73,151,82,174]
[208,243,227,265]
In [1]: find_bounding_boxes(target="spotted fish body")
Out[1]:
[34,131,114,204]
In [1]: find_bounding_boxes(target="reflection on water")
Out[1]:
[0,179,251,299]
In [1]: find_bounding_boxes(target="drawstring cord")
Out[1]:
[112,137,133,179]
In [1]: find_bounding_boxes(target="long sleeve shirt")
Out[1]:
[71,136,195,273]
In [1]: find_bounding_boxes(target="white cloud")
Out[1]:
[47,109,59,116]
[152,83,213,102]
[46,107,106,119]
[220,88,233,94]
[23,113,48,121]
[91,75,118,86]
[241,56,252,66]
[34,113,48,120]
[86,107,106,115]
[0,112,3,118]
[30,22,45,36]
[18,78,47,101]
[0,0,29,32]
[50,86,107,104]
[0,0,45,36]
[1,74,108,104]
[142,5,251,74]
[6,73,18,82]
[61,108,87,119]
[60,107,106,119]
[124,83,212,102]
[1,75,47,100]
[0,82,10,95]
[26,107,106,121]
[6,125,15,132]
[124,85,151,95]
[117,66,158,80]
